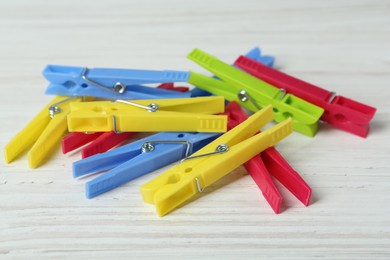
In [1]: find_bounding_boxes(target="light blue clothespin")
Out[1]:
[245,47,275,67]
[73,132,220,199]
[190,46,275,97]
[43,65,191,99]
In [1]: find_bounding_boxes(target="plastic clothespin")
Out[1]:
[234,55,377,137]
[4,96,83,168]
[225,102,311,213]
[73,132,220,198]
[157,82,189,93]
[140,105,293,216]
[62,132,103,154]
[61,83,189,158]
[67,96,227,133]
[43,65,192,100]
[187,48,325,137]
[244,47,275,67]
[190,46,275,97]
[62,131,134,158]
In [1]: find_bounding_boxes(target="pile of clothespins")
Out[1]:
[4,47,376,216]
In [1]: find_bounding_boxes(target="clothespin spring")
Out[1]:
[82,67,127,94]
[115,99,158,112]
[238,88,287,110]
[195,177,205,193]
[181,143,228,162]
[142,140,227,194]
[112,99,159,134]
[237,90,261,110]
[182,143,229,193]
[279,88,287,99]
[142,140,192,157]
[49,96,79,118]
[328,91,337,103]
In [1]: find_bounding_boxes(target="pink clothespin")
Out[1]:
[62,83,190,158]
[234,56,376,137]
[225,102,312,213]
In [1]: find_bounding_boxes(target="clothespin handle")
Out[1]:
[225,102,312,213]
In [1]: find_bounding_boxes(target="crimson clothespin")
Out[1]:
[62,83,190,158]
[157,83,189,93]
[62,131,134,158]
[234,55,376,137]
[225,102,312,213]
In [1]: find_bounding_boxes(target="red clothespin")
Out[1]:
[62,131,134,158]
[157,83,189,93]
[62,132,103,154]
[225,102,312,213]
[234,56,376,137]
[62,83,190,158]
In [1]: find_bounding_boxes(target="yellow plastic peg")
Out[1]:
[67,96,227,133]
[140,105,293,216]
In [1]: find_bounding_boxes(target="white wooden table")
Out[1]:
[1,0,389,259]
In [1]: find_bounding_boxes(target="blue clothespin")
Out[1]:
[73,132,220,199]
[245,47,275,67]
[190,46,275,97]
[43,65,191,99]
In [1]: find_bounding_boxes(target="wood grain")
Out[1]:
[1,0,389,259]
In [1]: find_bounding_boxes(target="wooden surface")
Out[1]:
[1,0,389,259]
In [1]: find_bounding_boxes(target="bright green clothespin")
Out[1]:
[187,48,325,137]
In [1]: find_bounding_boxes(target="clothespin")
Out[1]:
[225,102,311,213]
[67,96,227,133]
[244,46,275,67]
[62,132,134,158]
[43,65,191,100]
[190,46,275,97]
[61,83,189,158]
[234,55,377,137]
[187,48,325,137]
[73,132,220,198]
[4,96,83,168]
[140,105,293,216]
[157,82,189,93]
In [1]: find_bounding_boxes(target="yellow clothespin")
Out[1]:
[140,105,293,216]
[4,96,82,168]
[67,96,227,133]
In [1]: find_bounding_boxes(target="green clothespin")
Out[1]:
[187,48,324,137]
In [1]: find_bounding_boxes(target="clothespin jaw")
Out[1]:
[234,55,377,137]
[43,65,191,99]
[73,132,220,198]
[187,48,324,137]
[321,95,376,137]
[140,105,293,216]
[4,96,82,168]
[67,97,228,133]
